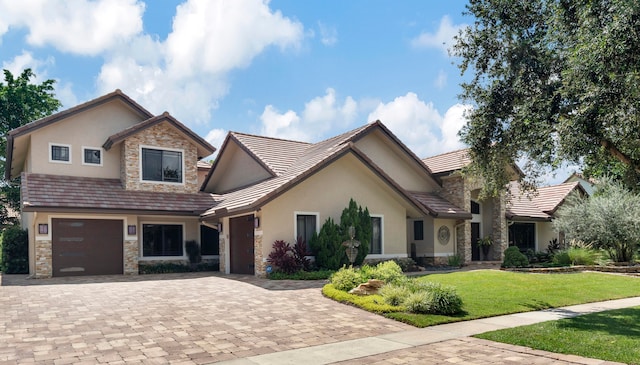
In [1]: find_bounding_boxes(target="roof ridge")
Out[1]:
[422,147,470,161]
[230,131,312,145]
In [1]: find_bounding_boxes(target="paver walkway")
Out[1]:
[1,272,637,364]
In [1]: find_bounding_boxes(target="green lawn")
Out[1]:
[324,270,640,327]
[476,306,640,365]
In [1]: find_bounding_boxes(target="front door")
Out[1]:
[471,222,480,261]
[230,214,255,274]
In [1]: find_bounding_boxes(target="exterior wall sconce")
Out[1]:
[217,222,222,232]
[128,225,137,235]
[254,217,260,229]
[38,224,48,235]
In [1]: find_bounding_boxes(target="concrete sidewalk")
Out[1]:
[220,296,640,365]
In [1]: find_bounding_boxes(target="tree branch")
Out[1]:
[601,139,640,173]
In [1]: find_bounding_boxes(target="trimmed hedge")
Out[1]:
[1,226,28,274]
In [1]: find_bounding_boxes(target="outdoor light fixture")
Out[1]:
[254,217,260,229]
[217,222,222,232]
[38,224,48,235]
[128,225,136,235]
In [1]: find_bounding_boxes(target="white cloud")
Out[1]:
[1,51,53,80]
[204,128,227,158]
[96,0,304,125]
[259,88,357,141]
[411,15,465,55]
[318,22,338,46]
[0,0,145,55]
[367,92,469,158]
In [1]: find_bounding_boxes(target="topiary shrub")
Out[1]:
[1,226,28,274]
[330,266,362,291]
[502,246,529,268]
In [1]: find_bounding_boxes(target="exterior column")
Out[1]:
[35,240,52,278]
[254,230,265,277]
[123,239,139,275]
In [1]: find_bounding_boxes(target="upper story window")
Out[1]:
[49,143,71,164]
[82,147,102,166]
[141,147,183,183]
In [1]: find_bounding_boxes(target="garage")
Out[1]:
[52,218,124,277]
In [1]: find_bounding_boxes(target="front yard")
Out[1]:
[324,269,640,327]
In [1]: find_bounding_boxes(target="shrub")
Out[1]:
[292,236,312,271]
[552,251,571,266]
[553,247,598,266]
[365,257,418,272]
[185,240,201,264]
[267,240,299,274]
[268,269,333,280]
[403,291,432,314]
[1,226,28,274]
[380,284,411,306]
[422,282,463,315]
[447,253,463,268]
[340,198,372,265]
[330,266,363,291]
[502,246,529,268]
[138,261,218,274]
[525,249,552,264]
[369,260,404,284]
[309,218,345,270]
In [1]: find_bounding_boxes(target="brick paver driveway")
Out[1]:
[0,273,410,364]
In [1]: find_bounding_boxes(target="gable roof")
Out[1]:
[422,149,472,175]
[102,112,216,158]
[201,121,468,220]
[21,173,219,215]
[5,89,154,180]
[506,181,586,221]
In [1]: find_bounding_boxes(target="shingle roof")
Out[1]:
[197,160,212,169]
[21,173,219,215]
[422,149,472,174]
[410,192,472,219]
[202,121,454,219]
[506,181,584,220]
[103,112,216,158]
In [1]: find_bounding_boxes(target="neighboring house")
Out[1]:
[506,181,587,252]
[199,122,472,275]
[6,90,219,278]
[564,172,595,196]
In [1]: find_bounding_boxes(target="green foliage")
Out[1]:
[453,0,640,196]
[403,291,432,314]
[379,284,411,306]
[309,198,375,270]
[309,217,345,270]
[1,69,61,226]
[267,269,333,280]
[365,257,418,272]
[367,260,404,284]
[329,266,362,292]
[322,284,404,313]
[551,251,571,266]
[138,261,218,274]
[447,254,463,268]
[554,180,640,262]
[1,226,28,273]
[185,240,201,264]
[422,282,464,315]
[552,248,598,266]
[502,246,529,268]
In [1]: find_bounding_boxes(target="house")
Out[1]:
[506,181,587,252]
[199,122,472,275]
[6,90,219,278]
[564,172,595,196]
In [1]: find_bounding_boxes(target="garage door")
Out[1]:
[52,218,123,277]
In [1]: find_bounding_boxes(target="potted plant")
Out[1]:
[476,236,493,259]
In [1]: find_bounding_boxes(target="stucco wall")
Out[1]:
[260,153,410,266]
[121,122,199,193]
[27,99,143,178]
[206,141,272,193]
[537,221,558,251]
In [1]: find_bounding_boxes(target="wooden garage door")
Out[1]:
[52,219,123,277]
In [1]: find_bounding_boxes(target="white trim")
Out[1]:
[365,254,408,260]
[370,214,384,255]
[432,252,455,257]
[294,211,320,242]
[81,146,104,166]
[48,142,72,164]
[139,221,187,260]
[139,144,185,185]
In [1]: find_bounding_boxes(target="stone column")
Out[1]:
[123,240,139,275]
[254,230,265,277]
[35,240,52,278]
[491,194,508,261]
[219,235,227,274]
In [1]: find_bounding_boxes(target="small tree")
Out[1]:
[309,217,345,270]
[339,198,372,265]
[553,180,640,262]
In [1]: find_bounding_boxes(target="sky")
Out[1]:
[0,0,573,184]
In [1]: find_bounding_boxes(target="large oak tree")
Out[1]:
[1,69,60,226]
[453,0,640,196]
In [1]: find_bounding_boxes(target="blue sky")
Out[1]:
[0,0,573,183]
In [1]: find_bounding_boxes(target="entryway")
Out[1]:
[229,214,255,274]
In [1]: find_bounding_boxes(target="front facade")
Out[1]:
[7,91,218,278]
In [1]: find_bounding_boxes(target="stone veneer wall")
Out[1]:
[490,195,508,261]
[219,236,227,273]
[35,240,52,278]
[121,123,199,193]
[123,240,139,275]
[254,231,265,277]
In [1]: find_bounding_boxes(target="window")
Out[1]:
[471,200,480,214]
[370,216,382,254]
[142,148,183,183]
[200,225,219,255]
[142,224,183,256]
[82,147,102,165]
[50,143,71,163]
[296,214,317,246]
[413,220,424,241]
[508,223,535,252]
